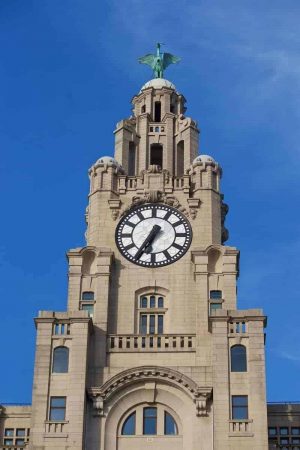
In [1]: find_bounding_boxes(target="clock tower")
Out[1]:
[29,48,268,449]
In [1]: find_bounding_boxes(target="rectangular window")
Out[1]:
[292,428,300,435]
[81,303,94,317]
[280,437,289,444]
[157,315,164,334]
[140,315,147,335]
[292,437,300,444]
[210,303,222,314]
[49,397,66,421]
[4,429,14,436]
[143,407,157,435]
[4,439,13,446]
[280,427,289,435]
[268,427,277,436]
[16,438,25,445]
[150,296,155,308]
[149,315,155,334]
[232,395,248,420]
[16,428,26,436]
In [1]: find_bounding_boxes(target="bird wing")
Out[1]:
[162,53,181,69]
[138,54,156,67]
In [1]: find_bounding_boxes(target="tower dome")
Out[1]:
[192,154,217,165]
[140,78,176,92]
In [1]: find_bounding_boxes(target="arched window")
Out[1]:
[82,291,94,300]
[164,411,178,435]
[139,294,165,334]
[52,346,69,373]
[121,412,136,435]
[231,345,247,372]
[150,144,163,168]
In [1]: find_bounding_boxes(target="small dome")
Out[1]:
[96,156,121,167]
[193,154,216,165]
[140,78,176,92]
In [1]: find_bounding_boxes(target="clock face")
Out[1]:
[115,204,192,267]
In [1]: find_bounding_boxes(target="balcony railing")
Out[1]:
[107,334,196,352]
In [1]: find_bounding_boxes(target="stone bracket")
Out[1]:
[108,199,122,220]
[194,387,213,417]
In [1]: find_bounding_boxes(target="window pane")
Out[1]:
[158,315,164,334]
[4,439,13,445]
[292,428,300,435]
[50,397,66,421]
[164,411,178,435]
[231,345,247,372]
[158,297,164,308]
[4,429,14,436]
[53,347,69,373]
[280,427,289,435]
[268,427,277,436]
[54,323,60,334]
[121,412,136,435]
[149,315,155,334]
[140,315,147,335]
[82,304,94,317]
[143,407,157,435]
[292,438,300,444]
[232,396,248,420]
[210,290,222,299]
[82,291,94,300]
[150,296,155,308]
[140,297,147,308]
[210,303,222,314]
[16,429,25,436]
[16,439,25,445]
[280,438,289,444]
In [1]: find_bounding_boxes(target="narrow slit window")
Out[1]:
[143,407,157,435]
[154,101,161,122]
[150,144,163,168]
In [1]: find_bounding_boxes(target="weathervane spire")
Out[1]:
[138,43,180,79]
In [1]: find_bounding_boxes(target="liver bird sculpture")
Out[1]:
[138,43,180,78]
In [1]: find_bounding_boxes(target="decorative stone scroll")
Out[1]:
[88,366,212,418]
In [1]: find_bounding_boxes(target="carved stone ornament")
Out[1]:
[92,395,105,417]
[108,199,122,221]
[177,113,198,131]
[187,198,201,220]
[88,366,212,418]
[194,388,213,417]
[121,192,190,219]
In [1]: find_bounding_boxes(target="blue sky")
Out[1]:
[0,0,300,403]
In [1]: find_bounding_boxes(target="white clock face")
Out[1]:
[115,204,192,267]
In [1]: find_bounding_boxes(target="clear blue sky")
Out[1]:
[0,0,299,403]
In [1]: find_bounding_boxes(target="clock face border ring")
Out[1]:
[115,203,193,268]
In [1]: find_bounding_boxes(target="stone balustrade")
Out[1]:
[44,421,68,433]
[107,334,196,352]
[229,419,253,434]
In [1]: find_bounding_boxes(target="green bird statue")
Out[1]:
[138,43,181,78]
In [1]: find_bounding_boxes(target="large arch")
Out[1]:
[88,366,212,450]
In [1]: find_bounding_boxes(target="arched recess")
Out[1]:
[176,140,184,176]
[207,247,222,273]
[89,366,212,450]
[82,249,97,274]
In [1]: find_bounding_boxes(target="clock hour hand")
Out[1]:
[135,224,161,260]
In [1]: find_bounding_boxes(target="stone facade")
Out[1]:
[0,77,271,449]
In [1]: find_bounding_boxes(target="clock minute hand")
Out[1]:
[135,224,161,260]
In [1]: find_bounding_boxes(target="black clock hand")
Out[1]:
[135,225,161,260]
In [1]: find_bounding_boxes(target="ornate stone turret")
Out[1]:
[114,78,199,176]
